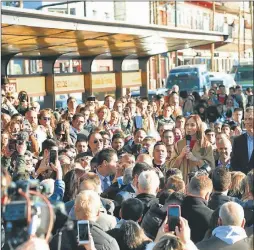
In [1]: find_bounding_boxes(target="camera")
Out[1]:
[188,163,212,182]
[2,180,54,248]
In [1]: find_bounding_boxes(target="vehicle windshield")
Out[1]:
[166,68,200,91]
[234,67,254,81]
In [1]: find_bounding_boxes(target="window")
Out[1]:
[70,8,76,15]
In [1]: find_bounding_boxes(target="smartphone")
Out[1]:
[77,220,90,245]
[168,205,181,232]
[20,93,27,102]
[49,149,58,165]
[9,139,17,151]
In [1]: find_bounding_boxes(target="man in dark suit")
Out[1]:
[114,162,153,206]
[231,106,254,174]
[208,167,237,210]
[196,202,251,250]
[181,175,213,243]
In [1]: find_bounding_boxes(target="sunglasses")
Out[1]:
[94,139,103,144]
[2,94,5,97]
[30,107,37,110]
[43,117,51,121]
[7,96,15,99]
[17,140,25,145]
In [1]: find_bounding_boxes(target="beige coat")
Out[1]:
[168,139,215,183]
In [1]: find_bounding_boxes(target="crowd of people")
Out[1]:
[1,76,254,250]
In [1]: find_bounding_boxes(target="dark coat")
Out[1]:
[181,196,213,243]
[196,235,252,250]
[136,193,159,217]
[208,193,236,210]
[231,133,254,174]
[49,220,120,250]
[114,183,136,206]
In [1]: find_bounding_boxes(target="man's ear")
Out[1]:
[205,192,211,201]
[102,160,108,167]
[218,217,222,226]
[241,218,246,228]
[137,216,142,223]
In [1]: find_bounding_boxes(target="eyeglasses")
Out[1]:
[30,107,37,110]
[94,139,103,144]
[17,140,25,145]
[43,117,51,121]
[7,96,15,99]
[2,94,5,97]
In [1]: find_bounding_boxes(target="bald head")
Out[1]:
[136,154,153,166]
[217,137,232,162]
[219,202,245,227]
[25,110,38,126]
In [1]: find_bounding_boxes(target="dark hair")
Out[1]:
[134,128,146,136]
[76,136,88,144]
[88,131,101,143]
[211,167,231,192]
[176,115,184,120]
[67,97,76,104]
[41,139,57,152]
[63,169,86,202]
[162,129,174,138]
[165,176,185,193]
[246,170,254,196]
[100,130,111,137]
[219,84,225,88]
[72,113,85,122]
[119,221,150,249]
[155,94,164,101]
[153,141,166,151]
[205,129,215,134]
[132,162,153,178]
[165,168,183,180]
[112,133,125,142]
[121,198,144,221]
[234,108,243,112]
[13,171,30,182]
[192,91,201,103]
[222,123,231,129]
[204,208,220,239]
[97,148,117,165]
[165,191,185,206]
[153,235,183,250]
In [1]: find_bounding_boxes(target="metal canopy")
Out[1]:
[1,7,228,59]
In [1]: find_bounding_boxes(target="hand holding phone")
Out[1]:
[77,220,90,245]
[49,149,58,165]
[168,205,181,232]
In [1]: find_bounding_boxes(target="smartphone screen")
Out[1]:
[9,139,17,151]
[49,149,58,165]
[168,205,180,232]
[77,221,89,244]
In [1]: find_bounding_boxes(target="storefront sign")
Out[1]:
[92,73,115,89]
[9,76,46,96]
[55,75,84,93]
[122,71,141,87]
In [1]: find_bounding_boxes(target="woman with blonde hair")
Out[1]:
[97,105,109,128]
[38,109,56,139]
[106,111,121,133]
[169,114,215,182]
[228,171,246,199]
